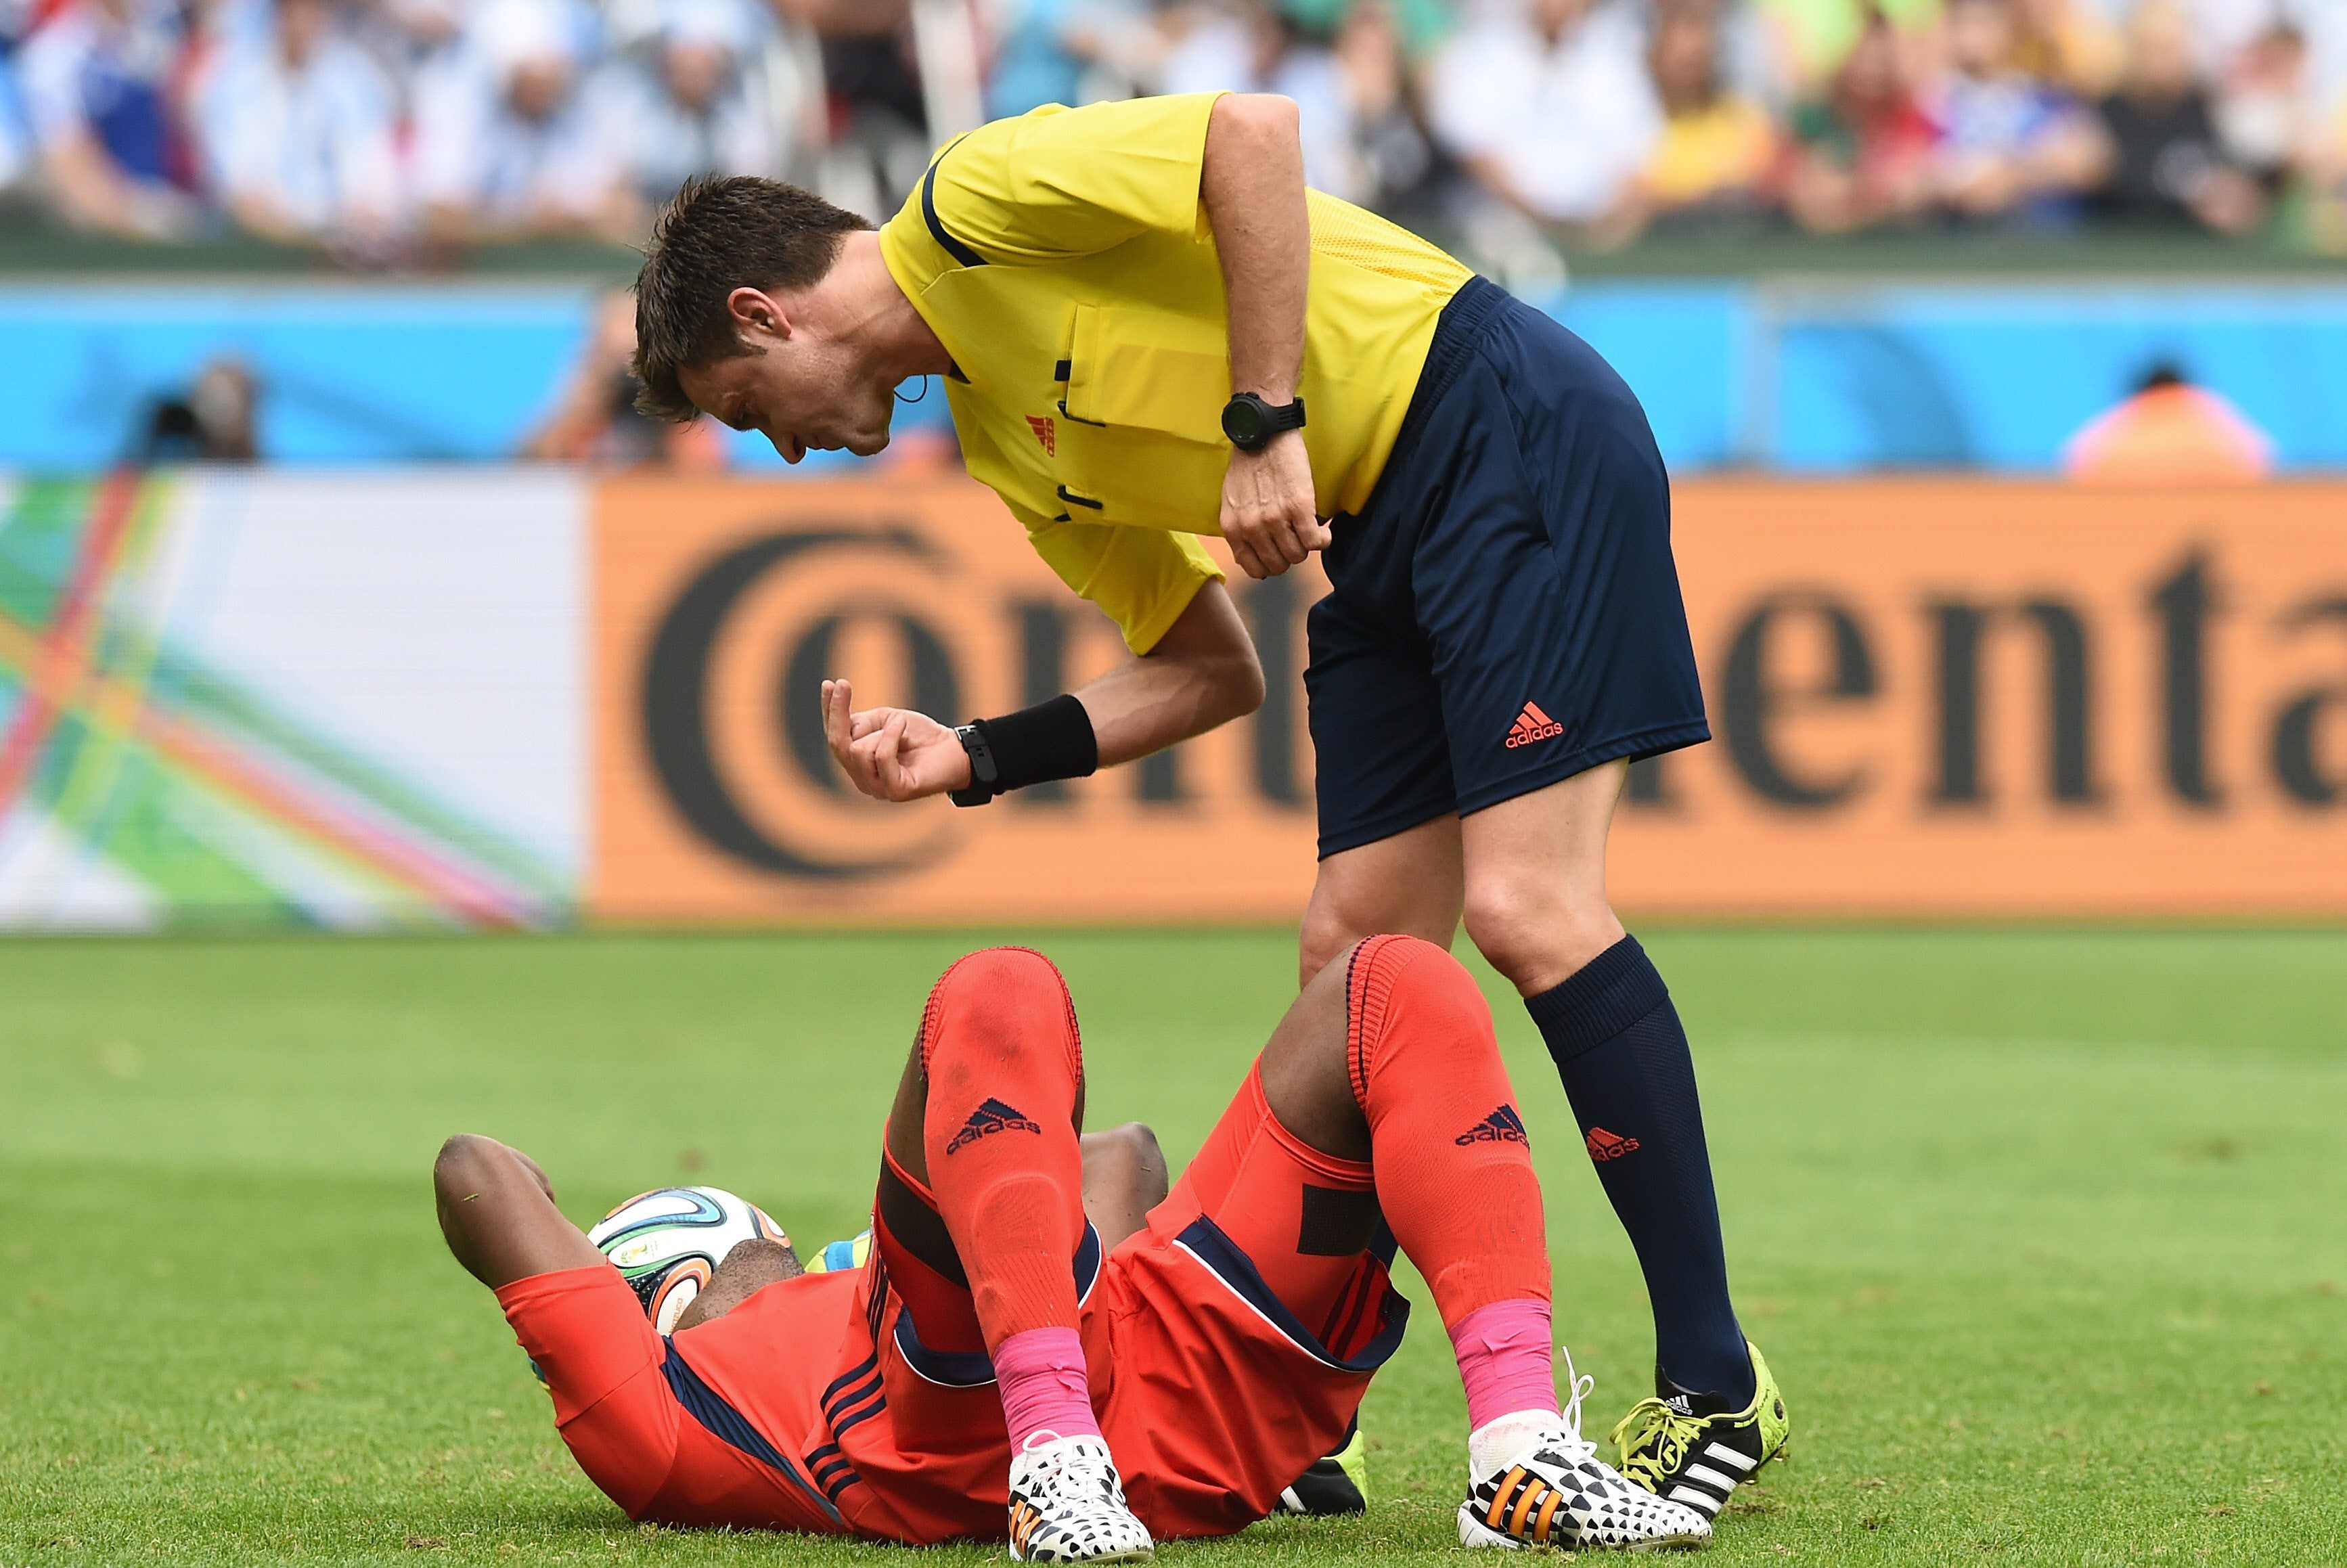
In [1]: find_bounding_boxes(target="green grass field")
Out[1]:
[4,927,2344,1567]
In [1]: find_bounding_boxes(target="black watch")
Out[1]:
[948,722,999,807]
[1222,392,1307,453]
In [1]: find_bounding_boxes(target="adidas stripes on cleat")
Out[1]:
[1460,1354,1710,1552]
[1006,1433,1155,1563]
[1460,1438,1711,1552]
[1610,1341,1789,1525]
[1274,1418,1368,1516]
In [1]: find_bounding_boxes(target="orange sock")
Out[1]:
[919,948,1088,1350]
[1346,935,1552,1328]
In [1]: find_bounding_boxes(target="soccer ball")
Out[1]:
[588,1186,790,1335]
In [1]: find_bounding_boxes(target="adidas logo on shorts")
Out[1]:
[945,1096,1044,1155]
[1456,1104,1530,1146]
[1504,702,1565,749]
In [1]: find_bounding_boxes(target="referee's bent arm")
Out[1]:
[1073,581,1264,768]
[1203,95,1332,583]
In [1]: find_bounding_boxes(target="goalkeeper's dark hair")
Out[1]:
[631,175,874,422]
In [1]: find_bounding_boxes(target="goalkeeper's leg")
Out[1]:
[882,946,1153,1563]
[1184,935,1709,1550]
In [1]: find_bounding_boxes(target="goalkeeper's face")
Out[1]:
[680,314,898,465]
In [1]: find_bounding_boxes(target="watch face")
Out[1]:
[1223,397,1264,447]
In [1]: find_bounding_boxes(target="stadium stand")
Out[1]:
[5,0,2345,476]
[3,0,2346,266]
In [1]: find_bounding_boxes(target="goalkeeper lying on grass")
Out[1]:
[434,938,1738,1559]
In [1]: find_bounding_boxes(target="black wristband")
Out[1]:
[968,694,1098,798]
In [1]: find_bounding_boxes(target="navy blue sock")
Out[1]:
[1526,935,1753,1404]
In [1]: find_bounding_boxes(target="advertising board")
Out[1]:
[12,469,2335,928]
[592,478,2347,920]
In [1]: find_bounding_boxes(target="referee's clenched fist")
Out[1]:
[1219,432,1329,580]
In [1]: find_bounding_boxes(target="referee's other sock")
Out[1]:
[1525,935,1755,1406]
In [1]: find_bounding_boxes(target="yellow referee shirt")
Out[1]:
[878,93,1473,653]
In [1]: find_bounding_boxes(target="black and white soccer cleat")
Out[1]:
[1007,1433,1155,1563]
[1460,1355,1710,1552]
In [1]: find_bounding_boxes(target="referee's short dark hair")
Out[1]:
[632,175,875,422]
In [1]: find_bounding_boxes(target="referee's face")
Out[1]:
[679,327,898,464]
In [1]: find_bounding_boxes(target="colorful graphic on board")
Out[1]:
[0,472,583,928]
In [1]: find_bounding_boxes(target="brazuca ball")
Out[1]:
[587,1186,789,1335]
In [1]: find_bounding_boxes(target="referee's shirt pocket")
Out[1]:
[1055,303,1230,529]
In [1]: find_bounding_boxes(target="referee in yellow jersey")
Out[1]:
[630,91,1788,1522]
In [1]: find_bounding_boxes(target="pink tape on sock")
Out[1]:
[1448,1299,1559,1431]
[992,1326,1100,1449]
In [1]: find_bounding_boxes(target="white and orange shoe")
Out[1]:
[1459,1353,1711,1552]
[1006,1433,1155,1563]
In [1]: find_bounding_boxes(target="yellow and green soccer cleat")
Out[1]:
[1610,1341,1789,1524]
[1274,1417,1368,1517]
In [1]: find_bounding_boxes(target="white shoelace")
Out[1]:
[1546,1343,1599,1464]
[1016,1433,1119,1505]
[1467,1344,1602,1481]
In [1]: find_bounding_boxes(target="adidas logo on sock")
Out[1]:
[1504,702,1565,749]
[945,1096,1044,1155]
[1585,1126,1642,1162]
[1456,1104,1530,1146]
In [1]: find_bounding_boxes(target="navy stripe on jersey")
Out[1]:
[891,1308,1000,1388]
[1322,1266,1377,1362]
[885,1222,1106,1389]
[823,1366,885,1429]
[866,1252,891,1339]
[1174,1215,1411,1374]
[1072,1219,1103,1303]
[822,1353,880,1407]
[802,1441,864,1502]
[830,1395,889,1439]
[822,1357,887,1437]
[877,1159,968,1285]
[660,1342,843,1525]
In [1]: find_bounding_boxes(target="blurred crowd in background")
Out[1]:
[4,0,2347,267]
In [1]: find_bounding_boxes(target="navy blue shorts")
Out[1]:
[1307,277,1708,859]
